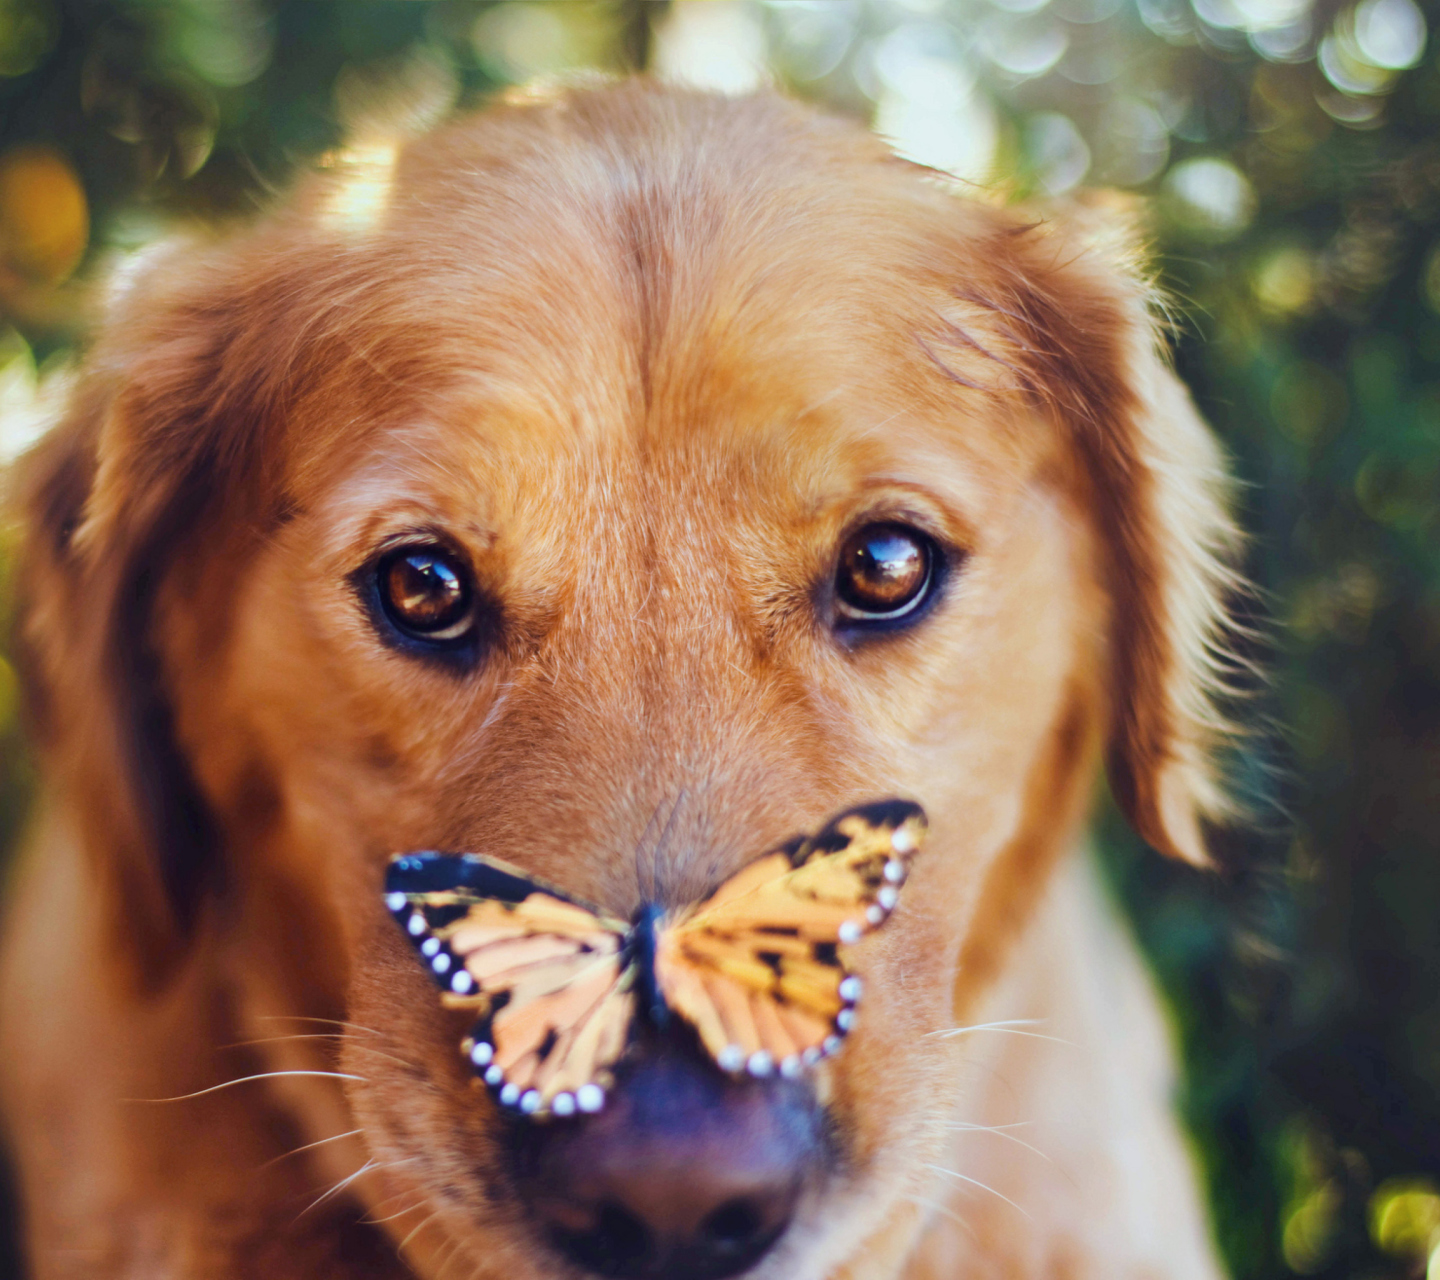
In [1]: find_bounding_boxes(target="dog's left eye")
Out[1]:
[833,523,939,627]
[376,545,477,643]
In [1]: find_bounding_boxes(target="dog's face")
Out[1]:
[17,86,1233,1279]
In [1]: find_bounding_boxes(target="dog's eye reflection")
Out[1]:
[834,523,937,625]
[378,546,475,641]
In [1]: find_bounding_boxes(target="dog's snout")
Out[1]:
[513,1052,826,1280]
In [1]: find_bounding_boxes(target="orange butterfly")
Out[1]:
[385,799,925,1119]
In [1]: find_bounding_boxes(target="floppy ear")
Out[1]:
[12,240,290,989]
[957,199,1243,865]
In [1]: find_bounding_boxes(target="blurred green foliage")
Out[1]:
[2,2,1440,1278]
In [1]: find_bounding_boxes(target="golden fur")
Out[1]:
[2,82,1236,1278]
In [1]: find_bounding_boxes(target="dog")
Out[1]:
[1,81,1238,1279]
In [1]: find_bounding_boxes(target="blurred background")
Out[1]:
[0,1,1438,1277]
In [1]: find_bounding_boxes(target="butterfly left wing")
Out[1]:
[654,800,926,1078]
[386,853,636,1118]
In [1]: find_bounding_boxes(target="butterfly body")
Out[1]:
[628,902,669,1031]
[386,799,925,1119]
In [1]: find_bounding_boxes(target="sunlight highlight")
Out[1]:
[319,143,399,236]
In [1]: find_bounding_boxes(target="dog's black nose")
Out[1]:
[512,1052,826,1280]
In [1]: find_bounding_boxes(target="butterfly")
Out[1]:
[385,798,925,1120]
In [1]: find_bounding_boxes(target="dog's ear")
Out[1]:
[12,240,289,988]
[960,199,1242,865]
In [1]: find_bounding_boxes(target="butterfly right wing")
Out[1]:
[654,800,926,1077]
[386,853,636,1118]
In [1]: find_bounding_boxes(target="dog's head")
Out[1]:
[15,83,1236,1279]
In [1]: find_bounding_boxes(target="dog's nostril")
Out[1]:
[595,1204,652,1263]
[535,1188,790,1280]
[701,1197,764,1247]
[546,1202,654,1276]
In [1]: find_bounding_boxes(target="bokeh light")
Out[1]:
[654,2,767,94]
[1370,1179,1440,1269]
[870,21,998,181]
[1164,155,1257,237]
[0,146,87,285]
[0,0,57,76]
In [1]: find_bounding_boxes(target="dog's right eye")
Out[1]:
[832,522,941,631]
[376,545,477,643]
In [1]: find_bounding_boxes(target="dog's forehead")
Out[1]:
[294,265,1045,561]
[307,377,1012,574]
[282,108,1056,532]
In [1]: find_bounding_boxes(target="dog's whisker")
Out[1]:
[922,1164,1034,1222]
[931,1018,1040,1033]
[435,1232,471,1280]
[125,1070,364,1103]
[395,1206,444,1253]
[294,1153,424,1227]
[220,1032,343,1051]
[928,1019,1071,1045]
[903,1193,978,1242]
[364,1193,428,1225]
[340,1042,427,1071]
[944,1120,1034,1130]
[260,1128,365,1170]
[220,1030,421,1073]
[297,1156,380,1219]
[256,1015,383,1036]
[943,1122,1052,1163]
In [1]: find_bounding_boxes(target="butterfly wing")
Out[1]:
[655,800,926,1078]
[386,853,635,1118]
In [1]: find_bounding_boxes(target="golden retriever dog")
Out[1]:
[1,81,1237,1279]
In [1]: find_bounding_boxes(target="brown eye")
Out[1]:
[378,546,475,642]
[834,523,936,624]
